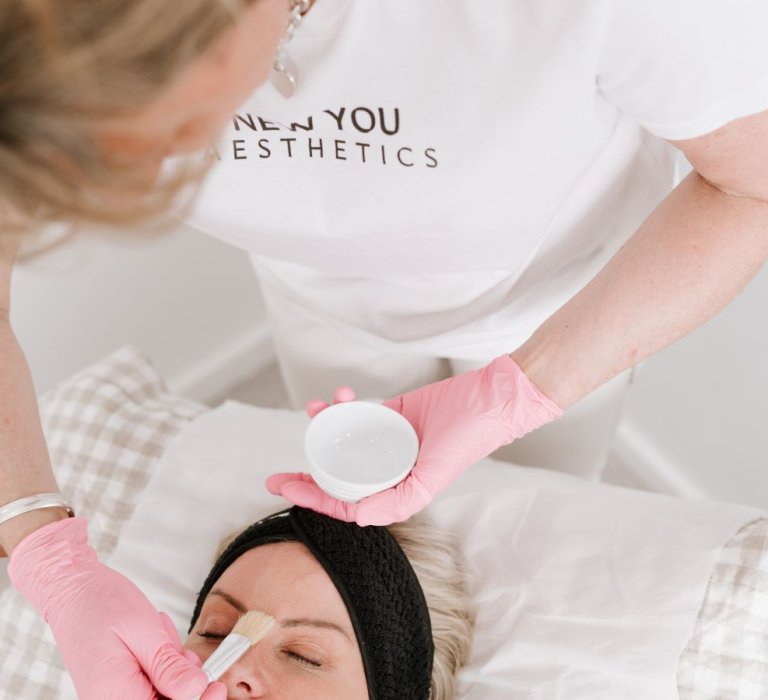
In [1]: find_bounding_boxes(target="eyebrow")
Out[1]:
[208,589,353,642]
[209,589,247,613]
[282,617,352,642]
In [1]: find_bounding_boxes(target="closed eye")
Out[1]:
[197,632,322,667]
[197,631,227,640]
[284,650,322,668]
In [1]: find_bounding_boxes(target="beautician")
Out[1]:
[2,0,768,697]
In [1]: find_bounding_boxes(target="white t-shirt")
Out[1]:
[186,0,768,360]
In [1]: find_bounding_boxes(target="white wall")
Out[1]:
[615,263,768,508]
[10,223,272,403]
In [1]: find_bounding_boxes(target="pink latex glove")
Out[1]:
[7,517,226,700]
[267,353,562,525]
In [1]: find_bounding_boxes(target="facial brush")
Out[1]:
[195,610,275,697]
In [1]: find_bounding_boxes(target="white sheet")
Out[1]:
[109,401,762,699]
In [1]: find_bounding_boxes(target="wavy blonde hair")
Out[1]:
[215,512,475,699]
[0,0,248,232]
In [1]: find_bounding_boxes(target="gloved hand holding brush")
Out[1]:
[8,517,225,700]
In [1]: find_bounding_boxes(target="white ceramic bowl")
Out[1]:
[305,401,419,503]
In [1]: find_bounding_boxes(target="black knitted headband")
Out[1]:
[189,507,434,700]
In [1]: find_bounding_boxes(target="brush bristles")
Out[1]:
[232,610,276,645]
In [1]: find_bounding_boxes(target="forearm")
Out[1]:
[511,171,768,409]
[0,317,68,557]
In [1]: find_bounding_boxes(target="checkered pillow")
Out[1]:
[677,517,768,699]
[0,347,205,699]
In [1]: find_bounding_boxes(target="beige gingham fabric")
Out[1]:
[0,347,205,699]
[677,517,768,699]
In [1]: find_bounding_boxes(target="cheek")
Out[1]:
[168,114,222,154]
[218,2,287,90]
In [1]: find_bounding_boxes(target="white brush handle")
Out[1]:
[194,633,251,699]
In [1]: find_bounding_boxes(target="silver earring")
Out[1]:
[271,0,310,98]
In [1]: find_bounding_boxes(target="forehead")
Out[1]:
[212,541,349,616]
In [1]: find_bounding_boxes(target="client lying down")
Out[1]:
[184,506,474,699]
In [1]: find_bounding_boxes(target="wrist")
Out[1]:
[508,340,582,411]
[7,516,92,620]
[0,506,72,558]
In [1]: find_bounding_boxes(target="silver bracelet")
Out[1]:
[0,493,75,527]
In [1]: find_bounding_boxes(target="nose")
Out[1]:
[218,647,269,698]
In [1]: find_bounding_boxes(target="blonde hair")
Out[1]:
[216,512,475,699]
[387,514,475,700]
[0,0,248,231]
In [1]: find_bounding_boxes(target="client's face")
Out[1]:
[184,542,368,698]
